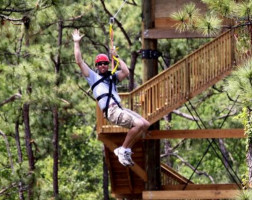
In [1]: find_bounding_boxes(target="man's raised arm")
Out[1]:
[72,29,90,77]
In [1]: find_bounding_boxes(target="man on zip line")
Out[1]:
[72,29,150,167]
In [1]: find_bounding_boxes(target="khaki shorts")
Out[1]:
[105,104,142,129]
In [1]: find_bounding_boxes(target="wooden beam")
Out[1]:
[104,146,115,192]
[143,28,211,39]
[143,189,241,199]
[162,184,239,190]
[111,192,142,199]
[98,135,147,181]
[145,129,245,139]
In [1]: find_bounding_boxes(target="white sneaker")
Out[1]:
[114,147,134,167]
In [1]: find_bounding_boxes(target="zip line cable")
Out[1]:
[111,0,128,20]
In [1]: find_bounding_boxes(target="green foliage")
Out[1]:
[171,0,251,36]
[225,59,252,108]
[196,14,222,36]
[202,0,236,17]
[236,190,252,200]
[234,1,252,19]
[171,10,189,32]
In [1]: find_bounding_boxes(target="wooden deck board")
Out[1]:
[145,129,245,139]
[143,189,241,199]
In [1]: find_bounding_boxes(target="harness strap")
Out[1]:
[91,72,121,118]
[96,93,111,102]
[91,75,108,91]
[105,76,113,118]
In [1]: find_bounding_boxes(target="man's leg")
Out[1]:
[121,109,150,148]
[108,106,150,166]
[122,117,147,148]
[114,118,145,166]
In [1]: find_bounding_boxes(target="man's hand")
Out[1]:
[72,29,84,42]
[110,47,118,57]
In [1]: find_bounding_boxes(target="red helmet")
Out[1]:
[95,54,110,64]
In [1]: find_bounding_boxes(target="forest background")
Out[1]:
[0,0,251,200]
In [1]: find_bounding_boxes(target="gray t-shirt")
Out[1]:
[85,68,121,110]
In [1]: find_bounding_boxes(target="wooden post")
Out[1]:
[142,0,161,191]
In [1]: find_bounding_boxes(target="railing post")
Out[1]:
[96,102,102,134]
[185,58,191,100]
[230,28,236,67]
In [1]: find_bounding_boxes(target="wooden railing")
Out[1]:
[97,26,251,134]
[160,163,194,185]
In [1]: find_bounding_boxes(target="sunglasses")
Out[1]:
[96,61,109,66]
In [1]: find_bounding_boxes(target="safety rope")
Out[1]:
[109,0,128,74]
[183,96,242,190]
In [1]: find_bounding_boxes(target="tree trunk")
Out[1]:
[0,130,14,172]
[53,107,59,198]
[246,109,252,187]
[163,113,172,167]
[129,51,138,91]
[246,140,252,187]
[218,139,233,169]
[52,20,63,199]
[15,120,23,163]
[142,0,161,191]
[102,147,109,200]
[15,120,25,200]
[23,103,35,199]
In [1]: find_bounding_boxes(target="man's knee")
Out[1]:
[135,119,150,131]
[133,118,143,127]
[142,119,150,130]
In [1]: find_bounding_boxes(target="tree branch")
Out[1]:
[212,85,241,103]
[0,8,33,13]
[0,183,17,195]
[172,109,200,121]
[0,130,14,173]
[77,84,96,101]
[0,14,23,22]
[0,93,22,107]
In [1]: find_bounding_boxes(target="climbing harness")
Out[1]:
[183,97,242,190]
[91,71,122,118]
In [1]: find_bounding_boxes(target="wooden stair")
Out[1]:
[97,26,250,199]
